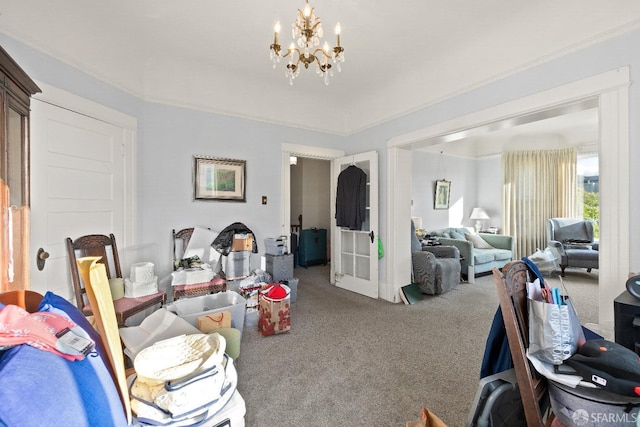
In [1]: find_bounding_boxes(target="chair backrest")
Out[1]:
[493,261,550,427]
[291,214,302,233]
[546,218,594,244]
[66,234,122,311]
[173,228,194,270]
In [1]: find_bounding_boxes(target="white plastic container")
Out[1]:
[167,291,247,334]
[244,308,259,328]
[264,238,285,256]
[282,278,298,303]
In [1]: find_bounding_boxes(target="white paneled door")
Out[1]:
[29,96,128,301]
[332,151,378,299]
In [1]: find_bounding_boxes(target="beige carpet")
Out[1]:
[235,264,598,427]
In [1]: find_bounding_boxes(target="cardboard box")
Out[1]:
[231,233,253,252]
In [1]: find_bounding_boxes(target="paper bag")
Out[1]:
[258,284,291,336]
[528,297,585,365]
[197,311,232,333]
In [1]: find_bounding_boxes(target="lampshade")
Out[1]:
[470,208,490,220]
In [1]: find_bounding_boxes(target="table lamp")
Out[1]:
[470,208,490,232]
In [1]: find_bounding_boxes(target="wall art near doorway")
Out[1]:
[434,179,451,209]
[194,156,246,201]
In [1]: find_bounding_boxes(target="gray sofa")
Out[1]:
[428,227,514,282]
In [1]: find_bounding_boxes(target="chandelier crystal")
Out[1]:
[269,0,345,85]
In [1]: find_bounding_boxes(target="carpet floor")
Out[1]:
[235,263,599,427]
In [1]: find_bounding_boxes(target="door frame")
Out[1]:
[281,143,344,283]
[32,81,138,248]
[387,67,630,330]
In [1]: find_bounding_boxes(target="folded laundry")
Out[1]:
[0,304,94,360]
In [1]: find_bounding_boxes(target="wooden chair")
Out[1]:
[0,290,43,313]
[172,228,226,300]
[66,234,166,326]
[493,260,554,427]
[290,214,302,233]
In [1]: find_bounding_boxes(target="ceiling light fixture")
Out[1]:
[270,0,345,85]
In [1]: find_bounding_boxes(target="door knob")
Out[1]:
[36,248,49,271]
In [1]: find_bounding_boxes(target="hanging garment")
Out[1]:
[335,165,367,230]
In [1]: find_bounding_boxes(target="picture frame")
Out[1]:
[434,179,451,209]
[194,156,246,202]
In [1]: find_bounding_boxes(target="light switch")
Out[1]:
[262,196,267,205]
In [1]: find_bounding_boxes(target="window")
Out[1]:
[577,154,599,238]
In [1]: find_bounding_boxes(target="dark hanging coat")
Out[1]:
[335,165,367,231]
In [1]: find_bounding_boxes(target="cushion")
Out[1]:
[465,232,494,249]
[552,220,592,242]
[492,249,513,261]
[474,251,496,264]
[450,229,466,240]
[0,292,127,427]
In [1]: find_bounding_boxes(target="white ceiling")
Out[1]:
[1,1,639,139]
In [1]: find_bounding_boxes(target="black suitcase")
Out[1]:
[298,228,327,268]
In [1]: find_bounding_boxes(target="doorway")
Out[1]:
[280,143,345,284]
[290,156,331,277]
[387,67,630,333]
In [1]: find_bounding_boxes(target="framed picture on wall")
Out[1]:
[194,156,246,201]
[434,179,451,209]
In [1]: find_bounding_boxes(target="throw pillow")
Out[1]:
[450,230,466,240]
[465,232,495,249]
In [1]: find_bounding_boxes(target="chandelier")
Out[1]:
[269,0,345,85]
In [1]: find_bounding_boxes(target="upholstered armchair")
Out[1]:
[546,218,599,276]
[411,221,461,295]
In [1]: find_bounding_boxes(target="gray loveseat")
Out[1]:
[428,227,514,282]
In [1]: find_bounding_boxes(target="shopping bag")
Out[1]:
[197,311,232,333]
[528,295,585,365]
[258,284,291,336]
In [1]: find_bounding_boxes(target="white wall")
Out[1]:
[299,158,331,231]
[137,104,343,278]
[410,151,479,231]
[5,26,640,296]
[475,156,502,230]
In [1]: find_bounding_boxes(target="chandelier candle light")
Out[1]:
[270,0,345,85]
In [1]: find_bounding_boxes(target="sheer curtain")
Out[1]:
[502,148,576,259]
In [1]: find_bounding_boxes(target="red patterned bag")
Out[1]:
[258,284,291,336]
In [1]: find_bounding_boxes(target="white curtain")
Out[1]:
[502,148,576,259]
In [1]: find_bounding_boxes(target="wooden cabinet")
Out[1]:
[0,45,40,291]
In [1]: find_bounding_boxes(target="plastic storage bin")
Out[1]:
[167,291,247,334]
[265,253,294,282]
[225,251,250,280]
[282,278,298,303]
[264,238,285,255]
